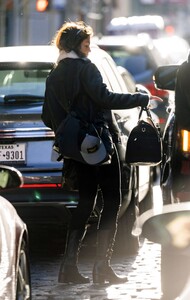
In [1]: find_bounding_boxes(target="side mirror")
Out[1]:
[0,165,23,189]
[153,65,179,91]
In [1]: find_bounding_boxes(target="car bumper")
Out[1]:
[0,186,78,226]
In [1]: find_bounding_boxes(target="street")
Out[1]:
[30,181,163,300]
[30,237,161,300]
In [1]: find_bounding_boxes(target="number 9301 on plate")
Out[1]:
[0,144,26,162]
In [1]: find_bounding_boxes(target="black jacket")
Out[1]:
[175,53,190,130]
[42,57,149,137]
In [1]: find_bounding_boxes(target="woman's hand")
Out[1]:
[150,95,163,102]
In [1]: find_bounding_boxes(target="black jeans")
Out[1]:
[69,146,121,231]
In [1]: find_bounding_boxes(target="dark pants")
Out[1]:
[69,147,121,231]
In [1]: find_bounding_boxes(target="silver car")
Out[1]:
[0,44,155,255]
[0,165,31,300]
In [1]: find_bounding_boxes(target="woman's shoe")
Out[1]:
[92,261,128,284]
[58,265,90,284]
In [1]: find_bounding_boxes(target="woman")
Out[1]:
[43,20,160,284]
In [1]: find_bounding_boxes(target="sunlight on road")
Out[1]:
[106,285,132,299]
[105,239,161,300]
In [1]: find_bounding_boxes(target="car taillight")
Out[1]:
[181,130,190,153]
[22,183,62,188]
[145,82,169,99]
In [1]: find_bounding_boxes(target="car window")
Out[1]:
[103,47,150,73]
[117,66,136,93]
[0,69,50,97]
[92,55,128,93]
[98,43,164,84]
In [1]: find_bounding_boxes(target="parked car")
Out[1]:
[0,165,31,300]
[96,34,170,131]
[106,15,165,39]
[0,45,156,255]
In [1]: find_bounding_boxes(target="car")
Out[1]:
[0,44,156,255]
[106,15,165,39]
[95,34,171,131]
[153,35,189,65]
[0,165,31,300]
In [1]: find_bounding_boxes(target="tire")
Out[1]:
[161,246,190,299]
[16,239,31,300]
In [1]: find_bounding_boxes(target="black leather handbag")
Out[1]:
[125,107,162,166]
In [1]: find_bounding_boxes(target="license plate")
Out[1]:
[0,143,26,162]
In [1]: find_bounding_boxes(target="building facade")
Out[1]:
[0,0,189,46]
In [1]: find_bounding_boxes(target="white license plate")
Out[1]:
[0,143,26,162]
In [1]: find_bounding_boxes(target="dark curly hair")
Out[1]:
[52,21,93,58]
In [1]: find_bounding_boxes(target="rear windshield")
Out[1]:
[0,62,52,102]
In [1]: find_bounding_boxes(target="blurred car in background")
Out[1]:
[153,35,189,64]
[0,165,31,300]
[0,44,157,255]
[96,34,170,131]
[106,15,165,39]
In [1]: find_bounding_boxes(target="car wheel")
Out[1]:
[16,239,31,300]
[161,246,190,300]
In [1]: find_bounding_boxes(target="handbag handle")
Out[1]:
[139,106,152,119]
[138,107,160,133]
